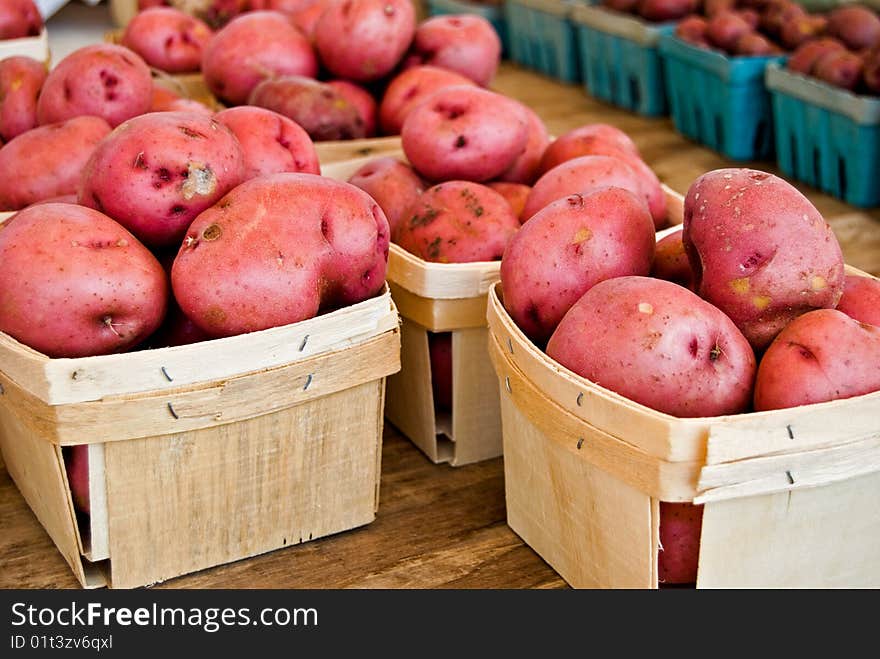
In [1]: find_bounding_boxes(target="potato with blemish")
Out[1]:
[249,75,366,141]
[0,203,168,357]
[314,0,416,83]
[754,309,880,410]
[214,106,319,180]
[0,116,111,211]
[171,174,390,337]
[395,181,519,263]
[501,188,655,344]
[522,155,650,222]
[0,56,47,142]
[547,276,757,417]
[404,14,501,87]
[400,85,529,182]
[121,7,213,73]
[78,111,246,248]
[201,11,318,106]
[496,103,550,186]
[378,65,476,136]
[36,44,153,128]
[347,156,425,239]
[683,168,845,352]
[327,80,378,137]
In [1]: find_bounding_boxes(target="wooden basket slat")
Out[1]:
[0,287,396,406]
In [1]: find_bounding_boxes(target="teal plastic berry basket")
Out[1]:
[505,0,581,83]
[766,63,880,208]
[571,5,674,117]
[427,0,510,56]
[659,34,786,161]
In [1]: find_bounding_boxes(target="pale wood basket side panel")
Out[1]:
[104,381,384,589]
[19,289,396,406]
[0,29,50,63]
[501,396,655,589]
[389,283,489,332]
[0,410,93,588]
[450,328,502,466]
[697,470,880,588]
[384,319,441,463]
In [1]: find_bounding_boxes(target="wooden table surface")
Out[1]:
[2,46,880,590]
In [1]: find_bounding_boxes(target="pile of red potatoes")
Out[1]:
[1,0,879,587]
[117,1,503,139]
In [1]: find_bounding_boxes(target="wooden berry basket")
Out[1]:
[0,284,401,589]
[323,147,684,466]
[487,226,880,587]
[0,28,50,64]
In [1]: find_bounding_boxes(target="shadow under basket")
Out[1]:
[659,34,785,161]
[0,288,400,589]
[487,276,880,588]
[766,63,880,209]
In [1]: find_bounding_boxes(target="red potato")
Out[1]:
[813,50,864,90]
[201,11,318,106]
[172,174,390,337]
[637,0,697,22]
[836,275,880,327]
[401,86,529,183]
[0,203,168,357]
[675,15,710,46]
[214,105,319,179]
[827,5,880,51]
[706,11,753,52]
[79,111,246,248]
[164,0,251,28]
[659,502,704,585]
[262,0,317,12]
[487,182,530,221]
[0,56,47,142]
[703,0,735,17]
[378,65,476,136]
[652,229,693,289]
[429,332,453,411]
[779,15,828,50]
[863,46,880,92]
[315,0,416,82]
[544,140,665,228]
[522,155,651,223]
[497,104,550,185]
[36,44,153,128]
[754,309,880,411]
[0,116,112,211]
[760,1,806,38]
[147,297,212,347]
[538,123,640,176]
[249,75,366,141]
[121,7,213,74]
[65,445,90,515]
[347,156,425,239]
[0,0,42,39]
[405,14,501,87]
[290,0,328,40]
[327,80,378,138]
[139,0,170,6]
[787,38,846,74]
[739,8,760,29]
[602,0,640,12]
[502,188,656,344]
[683,168,845,351]
[734,32,779,56]
[149,84,214,115]
[546,276,757,417]
[396,181,518,263]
